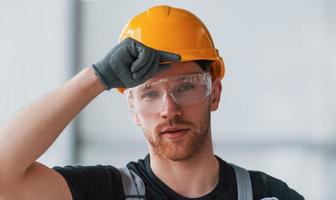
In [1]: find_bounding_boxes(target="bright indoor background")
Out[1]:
[1,0,335,199]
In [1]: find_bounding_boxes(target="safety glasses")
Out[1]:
[125,73,212,115]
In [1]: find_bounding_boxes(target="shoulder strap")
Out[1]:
[120,164,253,200]
[119,166,146,199]
[230,163,253,200]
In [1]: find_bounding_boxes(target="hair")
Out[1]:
[194,60,213,74]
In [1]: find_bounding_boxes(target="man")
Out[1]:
[0,5,304,200]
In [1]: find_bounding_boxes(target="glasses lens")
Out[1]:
[128,83,165,115]
[127,73,211,115]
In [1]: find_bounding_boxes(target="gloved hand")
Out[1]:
[92,38,181,90]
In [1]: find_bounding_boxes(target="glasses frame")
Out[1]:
[125,72,212,115]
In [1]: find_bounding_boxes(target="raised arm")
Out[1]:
[0,38,180,199]
[0,67,105,199]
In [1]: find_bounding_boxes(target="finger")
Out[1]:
[131,46,152,72]
[140,54,161,80]
[133,51,157,80]
[158,51,181,63]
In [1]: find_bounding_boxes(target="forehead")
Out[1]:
[149,61,203,82]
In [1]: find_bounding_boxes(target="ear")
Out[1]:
[210,78,222,111]
[131,112,142,126]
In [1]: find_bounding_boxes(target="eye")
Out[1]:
[178,82,195,92]
[141,90,159,100]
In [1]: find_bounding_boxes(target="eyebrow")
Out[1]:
[137,83,153,92]
[144,83,152,90]
[137,73,206,91]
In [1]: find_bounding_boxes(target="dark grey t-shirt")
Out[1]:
[53,155,304,200]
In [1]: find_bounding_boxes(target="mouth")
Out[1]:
[160,127,190,139]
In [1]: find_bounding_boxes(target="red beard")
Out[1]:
[147,114,210,161]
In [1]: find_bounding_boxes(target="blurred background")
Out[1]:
[1,0,335,199]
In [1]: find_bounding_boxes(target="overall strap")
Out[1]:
[231,164,253,200]
[119,167,146,200]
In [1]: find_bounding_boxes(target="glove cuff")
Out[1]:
[92,64,121,90]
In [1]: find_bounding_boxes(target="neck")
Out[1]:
[149,135,219,198]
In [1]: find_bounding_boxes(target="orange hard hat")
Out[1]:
[118,5,225,93]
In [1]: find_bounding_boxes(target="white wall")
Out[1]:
[0,0,74,166]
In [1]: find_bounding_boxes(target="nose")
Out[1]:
[160,94,182,119]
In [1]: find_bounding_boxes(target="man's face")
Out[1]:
[129,61,221,161]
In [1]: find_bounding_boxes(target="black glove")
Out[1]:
[92,38,181,90]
